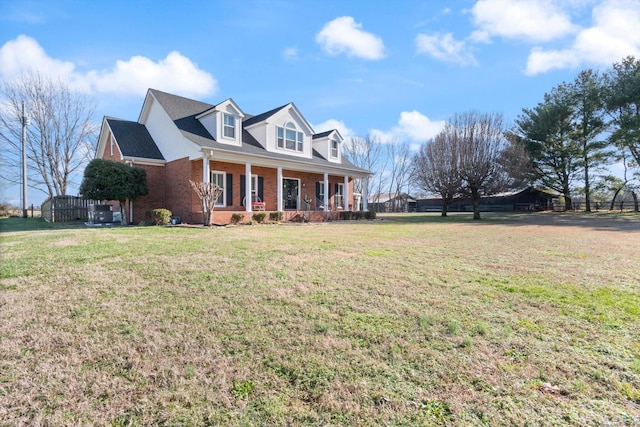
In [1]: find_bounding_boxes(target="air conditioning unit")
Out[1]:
[88,204,113,224]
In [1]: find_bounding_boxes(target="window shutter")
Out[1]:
[226,174,233,206]
[258,177,264,201]
[316,182,321,201]
[240,175,246,206]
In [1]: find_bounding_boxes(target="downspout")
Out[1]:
[126,159,134,225]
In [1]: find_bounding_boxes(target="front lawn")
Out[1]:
[1,213,639,426]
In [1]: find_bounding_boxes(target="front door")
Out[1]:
[283,178,299,210]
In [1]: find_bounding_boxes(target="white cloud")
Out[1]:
[525,48,579,75]
[524,0,640,74]
[416,33,477,66]
[282,47,298,60]
[85,51,217,97]
[316,16,385,60]
[470,0,577,43]
[0,35,217,98]
[0,35,75,81]
[370,111,445,144]
[313,119,354,138]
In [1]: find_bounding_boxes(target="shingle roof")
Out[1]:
[106,117,164,160]
[242,104,288,127]
[142,89,369,175]
[312,130,334,139]
[148,89,215,146]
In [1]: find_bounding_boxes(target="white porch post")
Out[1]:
[202,153,210,182]
[277,167,283,212]
[323,173,329,211]
[362,176,369,211]
[245,162,252,213]
[344,175,350,211]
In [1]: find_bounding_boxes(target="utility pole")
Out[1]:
[21,101,29,218]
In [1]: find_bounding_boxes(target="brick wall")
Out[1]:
[99,130,166,224]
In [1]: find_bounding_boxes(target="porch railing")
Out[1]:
[311,196,345,211]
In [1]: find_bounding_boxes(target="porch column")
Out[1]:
[277,167,283,212]
[344,175,350,211]
[245,162,252,213]
[202,153,210,182]
[323,173,329,211]
[362,177,369,211]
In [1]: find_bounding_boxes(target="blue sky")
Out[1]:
[1,0,639,204]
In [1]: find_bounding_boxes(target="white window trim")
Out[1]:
[276,122,304,153]
[210,170,226,207]
[330,139,339,159]
[110,135,115,156]
[251,174,258,201]
[223,113,236,139]
[336,183,344,208]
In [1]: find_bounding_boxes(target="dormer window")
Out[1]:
[330,139,339,159]
[277,122,303,152]
[223,113,236,139]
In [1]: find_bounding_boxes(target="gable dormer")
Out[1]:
[312,129,343,163]
[244,103,314,159]
[196,99,244,147]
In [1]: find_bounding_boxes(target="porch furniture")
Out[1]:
[244,195,266,211]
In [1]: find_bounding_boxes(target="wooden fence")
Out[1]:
[41,196,100,222]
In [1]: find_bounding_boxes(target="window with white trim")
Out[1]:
[210,171,226,207]
[277,122,303,152]
[223,113,236,139]
[110,135,115,156]
[251,174,258,201]
[330,139,339,158]
[317,181,325,207]
[335,183,344,208]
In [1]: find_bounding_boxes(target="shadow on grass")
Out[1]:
[375,211,640,232]
[0,217,90,233]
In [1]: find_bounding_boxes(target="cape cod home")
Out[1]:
[95,89,370,224]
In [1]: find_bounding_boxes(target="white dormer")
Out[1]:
[196,99,244,146]
[245,103,314,159]
[312,129,343,163]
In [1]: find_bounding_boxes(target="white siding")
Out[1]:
[266,108,313,159]
[312,133,341,163]
[199,114,217,141]
[145,98,201,161]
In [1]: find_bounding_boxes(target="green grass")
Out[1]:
[1,213,639,426]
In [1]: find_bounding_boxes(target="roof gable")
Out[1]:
[243,104,288,127]
[106,118,164,160]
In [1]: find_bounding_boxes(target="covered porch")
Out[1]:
[185,151,369,224]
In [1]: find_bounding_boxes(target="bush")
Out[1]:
[145,208,172,225]
[353,211,365,220]
[230,213,244,225]
[339,211,353,220]
[269,211,283,222]
[252,212,266,223]
[365,209,377,220]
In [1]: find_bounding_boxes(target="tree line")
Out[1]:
[344,56,639,218]
[1,57,638,216]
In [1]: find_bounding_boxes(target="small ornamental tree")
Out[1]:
[79,158,148,224]
[189,180,224,226]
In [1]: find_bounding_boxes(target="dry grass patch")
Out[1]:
[1,213,639,426]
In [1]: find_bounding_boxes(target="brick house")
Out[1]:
[95,89,370,224]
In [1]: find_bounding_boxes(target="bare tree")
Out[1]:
[411,131,462,216]
[385,140,412,211]
[0,72,97,198]
[189,180,224,226]
[343,134,387,207]
[455,111,511,220]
